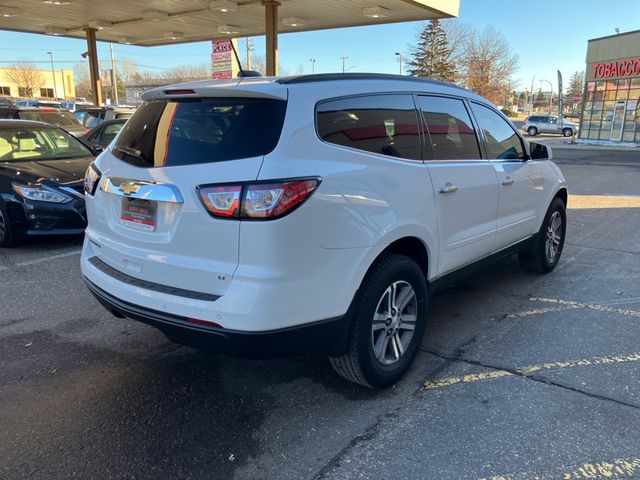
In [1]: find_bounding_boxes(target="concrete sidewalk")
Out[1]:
[538,137,640,151]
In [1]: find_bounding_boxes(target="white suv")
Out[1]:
[81,74,567,388]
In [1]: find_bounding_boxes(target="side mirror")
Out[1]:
[529,142,552,160]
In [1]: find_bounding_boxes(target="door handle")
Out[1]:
[502,177,514,186]
[438,183,458,194]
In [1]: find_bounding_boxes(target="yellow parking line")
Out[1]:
[568,194,640,210]
[531,297,640,318]
[505,297,640,320]
[479,456,640,480]
[506,305,581,319]
[423,352,640,390]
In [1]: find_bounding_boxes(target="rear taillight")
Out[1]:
[84,162,101,195]
[197,178,320,220]
[198,185,242,218]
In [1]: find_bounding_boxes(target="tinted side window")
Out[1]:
[317,94,420,160]
[470,103,524,160]
[418,96,480,160]
[101,123,123,145]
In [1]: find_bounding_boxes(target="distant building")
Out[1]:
[581,30,640,142]
[0,67,75,100]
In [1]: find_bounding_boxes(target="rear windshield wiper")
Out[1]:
[115,145,148,162]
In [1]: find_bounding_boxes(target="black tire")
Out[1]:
[329,253,428,388]
[0,202,23,248]
[519,197,566,273]
[562,128,573,137]
[527,126,538,136]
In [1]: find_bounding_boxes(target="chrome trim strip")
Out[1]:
[102,177,184,203]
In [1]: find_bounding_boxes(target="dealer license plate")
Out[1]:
[120,198,156,232]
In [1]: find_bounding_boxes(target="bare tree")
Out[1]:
[5,60,45,98]
[162,64,210,82]
[460,26,519,105]
[442,20,473,82]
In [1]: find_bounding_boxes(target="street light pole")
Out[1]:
[395,52,403,75]
[46,51,57,99]
[309,58,316,74]
[540,79,553,114]
[109,42,118,105]
[340,55,348,73]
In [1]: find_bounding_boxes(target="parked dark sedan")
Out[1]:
[80,118,126,151]
[0,120,96,247]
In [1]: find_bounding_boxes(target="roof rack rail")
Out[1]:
[276,73,467,91]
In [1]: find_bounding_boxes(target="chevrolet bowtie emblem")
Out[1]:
[119,182,141,196]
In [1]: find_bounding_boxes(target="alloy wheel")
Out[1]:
[371,280,418,365]
[545,211,562,262]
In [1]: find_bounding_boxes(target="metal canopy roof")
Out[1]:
[0,0,459,46]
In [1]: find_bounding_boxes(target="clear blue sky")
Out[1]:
[0,0,638,93]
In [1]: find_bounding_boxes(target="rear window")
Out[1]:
[19,110,82,129]
[112,98,287,168]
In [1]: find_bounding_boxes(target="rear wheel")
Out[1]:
[562,128,573,137]
[519,197,566,273]
[527,126,538,136]
[329,253,428,388]
[0,203,23,248]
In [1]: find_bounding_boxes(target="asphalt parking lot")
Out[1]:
[1,146,640,480]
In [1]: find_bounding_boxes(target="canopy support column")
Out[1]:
[262,0,280,76]
[84,27,103,106]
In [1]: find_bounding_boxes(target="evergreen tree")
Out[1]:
[407,20,456,82]
[569,70,585,95]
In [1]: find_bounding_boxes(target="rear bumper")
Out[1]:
[85,278,351,357]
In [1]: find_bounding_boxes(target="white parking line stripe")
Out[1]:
[0,265,8,271]
[14,249,82,267]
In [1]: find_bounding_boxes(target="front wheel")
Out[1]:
[527,126,538,136]
[329,253,428,388]
[562,128,573,137]
[519,197,566,273]
[0,203,23,248]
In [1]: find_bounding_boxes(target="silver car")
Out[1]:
[523,114,579,137]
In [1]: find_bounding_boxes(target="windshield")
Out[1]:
[0,126,91,162]
[19,110,83,129]
[113,98,287,168]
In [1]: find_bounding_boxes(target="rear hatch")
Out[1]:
[88,87,288,297]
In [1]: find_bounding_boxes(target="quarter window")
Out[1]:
[418,96,480,160]
[316,95,421,160]
[470,103,524,160]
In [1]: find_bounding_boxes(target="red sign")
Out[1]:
[572,94,581,102]
[593,57,640,79]
[211,40,235,80]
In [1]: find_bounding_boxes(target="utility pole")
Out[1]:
[245,37,253,69]
[109,43,118,105]
[47,52,57,99]
[528,74,535,114]
[340,55,349,73]
[309,58,316,74]
[395,52,403,75]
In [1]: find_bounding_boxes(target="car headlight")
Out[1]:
[84,162,101,196]
[12,183,72,203]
